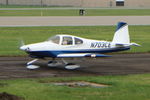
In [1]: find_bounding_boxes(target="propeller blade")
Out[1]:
[19,39,25,48]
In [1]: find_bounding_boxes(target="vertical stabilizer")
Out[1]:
[112,22,130,44]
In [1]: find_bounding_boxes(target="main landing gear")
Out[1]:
[61,58,80,70]
[48,58,80,70]
[65,63,80,70]
[26,58,80,70]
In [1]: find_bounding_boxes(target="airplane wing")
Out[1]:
[57,53,111,58]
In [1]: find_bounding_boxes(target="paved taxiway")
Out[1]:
[0,53,150,79]
[0,16,150,26]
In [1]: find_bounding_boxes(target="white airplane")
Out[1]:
[20,22,140,70]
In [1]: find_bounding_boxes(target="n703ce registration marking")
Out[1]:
[90,42,111,48]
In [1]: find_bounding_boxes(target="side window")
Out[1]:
[62,36,73,45]
[75,38,83,45]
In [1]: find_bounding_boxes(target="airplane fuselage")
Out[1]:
[20,38,130,58]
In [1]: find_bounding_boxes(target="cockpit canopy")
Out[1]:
[48,36,60,44]
[48,35,83,45]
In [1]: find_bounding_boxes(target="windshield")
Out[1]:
[47,36,60,44]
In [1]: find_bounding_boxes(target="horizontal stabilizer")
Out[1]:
[57,53,111,58]
[115,43,140,47]
[130,43,141,47]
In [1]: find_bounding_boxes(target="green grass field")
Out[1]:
[0,9,150,16]
[0,25,149,56]
[0,74,150,100]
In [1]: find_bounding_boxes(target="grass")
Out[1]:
[0,9,150,16]
[0,74,150,100]
[0,25,149,56]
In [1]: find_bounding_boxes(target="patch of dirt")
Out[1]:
[51,81,108,88]
[0,92,24,100]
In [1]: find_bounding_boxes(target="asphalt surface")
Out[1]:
[0,16,150,26]
[0,53,150,79]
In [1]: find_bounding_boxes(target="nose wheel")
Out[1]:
[26,59,40,70]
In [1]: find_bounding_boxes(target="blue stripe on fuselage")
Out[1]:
[27,47,130,58]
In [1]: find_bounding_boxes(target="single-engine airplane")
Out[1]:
[20,22,140,70]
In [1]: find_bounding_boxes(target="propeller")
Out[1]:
[18,39,25,50]
[20,40,25,47]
